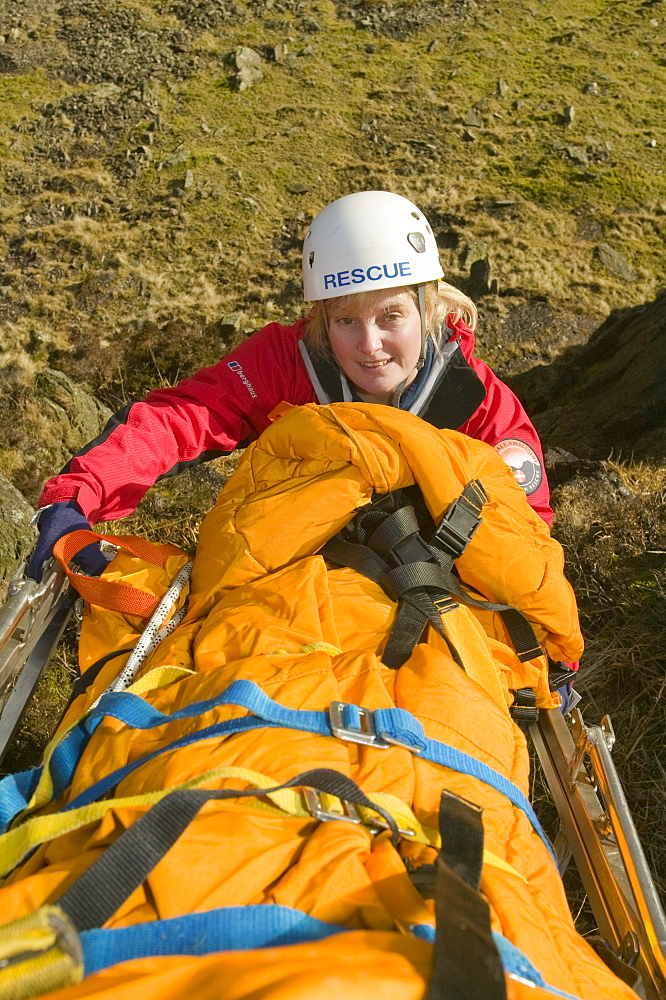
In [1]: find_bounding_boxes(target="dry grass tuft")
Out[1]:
[551,464,666,902]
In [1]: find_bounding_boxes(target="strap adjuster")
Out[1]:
[302,788,415,838]
[329,701,421,753]
[329,701,391,748]
[431,498,481,559]
[302,788,363,825]
[432,595,457,615]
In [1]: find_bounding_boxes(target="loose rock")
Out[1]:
[231,46,264,91]
[562,144,589,167]
[463,107,484,127]
[595,243,638,282]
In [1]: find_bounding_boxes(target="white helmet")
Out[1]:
[302,190,444,302]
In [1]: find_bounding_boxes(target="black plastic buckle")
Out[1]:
[509,687,539,725]
[392,531,438,567]
[431,499,480,559]
[548,661,579,691]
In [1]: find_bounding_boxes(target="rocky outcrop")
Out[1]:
[0,369,111,548]
[0,475,34,584]
[510,295,666,460]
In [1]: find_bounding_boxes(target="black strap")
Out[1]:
[68,647,135,703]
[320,536,389,584]
[548,661,579,690]
[57,768,398,933]
[508,687,539,725]
[382,559,542,664]
[367,505,425,562]
[426,790,507,1000]
[381,602,432,670]
[426,564,543,663]
[322,480,543,672]
[300,341,487,431]
[587,937,647,999]
[437,790,485,890]
[418,346,488,431]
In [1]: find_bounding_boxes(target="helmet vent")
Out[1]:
[411,211,420,219]
[408,232,426,253]
[308,251,315,268]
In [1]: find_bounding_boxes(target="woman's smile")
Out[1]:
[327,288,422,404]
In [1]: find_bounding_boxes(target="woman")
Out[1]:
[28,191,551,580]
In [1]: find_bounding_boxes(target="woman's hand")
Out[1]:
[27,500,109,582]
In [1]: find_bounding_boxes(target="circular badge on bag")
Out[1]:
[495,439,543,495]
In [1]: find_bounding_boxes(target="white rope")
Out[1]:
[97,560,194,700]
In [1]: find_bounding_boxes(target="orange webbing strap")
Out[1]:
[53,530,186,619]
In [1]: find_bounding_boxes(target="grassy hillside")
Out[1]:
[1,0,664,429]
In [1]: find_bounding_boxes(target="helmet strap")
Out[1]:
[389,378,407,408]
[416,282,427,369]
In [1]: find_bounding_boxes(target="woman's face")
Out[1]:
[327,288,422,404]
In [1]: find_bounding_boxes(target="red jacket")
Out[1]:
[39,318,553,525]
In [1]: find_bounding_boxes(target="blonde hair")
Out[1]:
[303,281,477,357]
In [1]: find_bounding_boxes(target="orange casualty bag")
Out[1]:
[0,404,641,1000]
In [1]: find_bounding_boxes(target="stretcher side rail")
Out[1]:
[531,707,666,1000]
[0,562,75,765]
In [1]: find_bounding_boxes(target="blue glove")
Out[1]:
[27,500,109,582]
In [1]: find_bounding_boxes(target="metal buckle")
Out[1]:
[302,788,362,825]
[329,701,422,754]
[329,701,391,748]
[363,814,416,838]
[302,788,415,838]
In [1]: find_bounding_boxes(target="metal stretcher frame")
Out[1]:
[531,709,666,1000]
[0,562,74,764]
[0,563,665,998]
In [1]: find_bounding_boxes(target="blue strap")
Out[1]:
[80,904,582,1000]
[410,925,583,1000]
[56,680,553,862]
[64,715,277,810]
[0,768,41,830]
[0,679,333,832]
[492,932,584,1000]
[81,904,346,976]
[0,678,553,863]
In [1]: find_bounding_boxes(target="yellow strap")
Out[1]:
[0,755,530,892]
[20,666,194,821]
[299,642,343,655]
[24,648,333,816]
[125,665,194,695]
[0,947,82,1000]
[482,850,529,884]
[0,904,83,1000]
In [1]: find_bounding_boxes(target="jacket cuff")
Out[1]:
[38,479,102,523]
